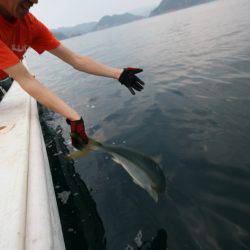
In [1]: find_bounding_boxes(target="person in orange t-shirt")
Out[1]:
[0,0,145,149]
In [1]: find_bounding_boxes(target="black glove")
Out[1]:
[118,67,145,95]
[66,117,89,150]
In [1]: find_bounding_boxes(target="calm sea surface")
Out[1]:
[28,0,250,249]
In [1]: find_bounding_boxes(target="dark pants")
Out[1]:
[0,77,13,102]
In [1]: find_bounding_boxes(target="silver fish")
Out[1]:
[68,139,166,202]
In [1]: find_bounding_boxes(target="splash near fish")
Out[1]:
[68,138,166,202]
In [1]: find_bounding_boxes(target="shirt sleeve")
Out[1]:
[0,39,20,70]
[30,15,61,55]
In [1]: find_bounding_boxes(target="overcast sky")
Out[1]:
[31,0,161,29]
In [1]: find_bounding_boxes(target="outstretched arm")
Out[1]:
[49,44,123,79]
[3,62,81,121]
[49,44,145,95]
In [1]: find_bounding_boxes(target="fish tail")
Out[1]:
[67,148,93,159]
[67,138,101,159]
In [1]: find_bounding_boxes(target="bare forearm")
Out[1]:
[74,55,123,79]
[49,45,123,79]
[18,76,80,121]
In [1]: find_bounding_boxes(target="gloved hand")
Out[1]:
[66,117,89,150]
[118,67,145,95]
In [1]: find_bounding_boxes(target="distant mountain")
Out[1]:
[51,13,143,40]
[94,13,143,31]
[130,4,159,17]
[150,0,215,16]
[51,22,97,40]
[52,31,68,40]
[51,1,218,40]
[54,22,97,36]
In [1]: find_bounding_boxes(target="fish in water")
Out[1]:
[68,138,166,202]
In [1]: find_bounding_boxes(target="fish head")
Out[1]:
[108,146,167,201]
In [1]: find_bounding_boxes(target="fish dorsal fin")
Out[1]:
[151,154,163,165]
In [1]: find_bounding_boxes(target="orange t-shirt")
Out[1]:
[0,13,61,80]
